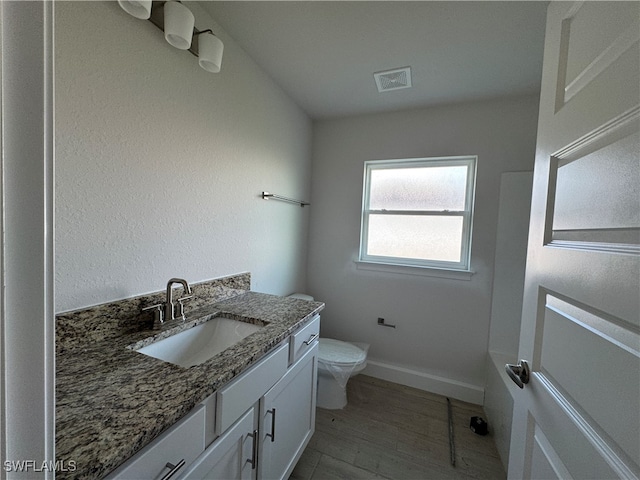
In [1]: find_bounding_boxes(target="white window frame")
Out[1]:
[358,155,477,273]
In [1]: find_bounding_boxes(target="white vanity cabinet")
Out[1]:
[109,315,320,480]
[259,343,318,480]
[188,315,320,480]
[181,340,318,480]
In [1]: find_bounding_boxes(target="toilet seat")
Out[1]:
[318,338,366,367]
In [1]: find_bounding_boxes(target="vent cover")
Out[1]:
[374,66,412,93]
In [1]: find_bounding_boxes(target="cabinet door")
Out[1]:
[180,408,256,480]
[259,343,318,480]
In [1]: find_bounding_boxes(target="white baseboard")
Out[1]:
[362,359,485,405]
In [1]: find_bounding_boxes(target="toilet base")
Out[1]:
[317,371,348,409]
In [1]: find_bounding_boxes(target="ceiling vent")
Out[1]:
[374,66,412,93]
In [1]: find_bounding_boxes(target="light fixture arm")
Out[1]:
[194,29,215,36]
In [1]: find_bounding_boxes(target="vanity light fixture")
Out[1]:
[117,0,152,20]
[163,0,194,50]
[117,0,225,73]
[196,31,224,73]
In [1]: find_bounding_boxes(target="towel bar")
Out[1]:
[262,191,310,207]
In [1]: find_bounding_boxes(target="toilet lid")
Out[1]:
[318,339,366,366]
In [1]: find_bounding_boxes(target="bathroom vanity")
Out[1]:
[109,316,320,479]
[55,273,324,480]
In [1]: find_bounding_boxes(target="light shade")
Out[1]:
[117,0,152,20]
[164,1,195,50]
[198,34,224,73]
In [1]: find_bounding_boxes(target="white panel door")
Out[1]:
[508,2,640,479]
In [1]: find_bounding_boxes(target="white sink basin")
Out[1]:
[136,317,263,368]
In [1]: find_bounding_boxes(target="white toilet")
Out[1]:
[289,293,368,409]
[316,338,367,409]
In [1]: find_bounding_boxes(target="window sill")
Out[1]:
[354,261,475,281]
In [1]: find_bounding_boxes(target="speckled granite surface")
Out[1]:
[56,273,251,354]
[56,274,324,479]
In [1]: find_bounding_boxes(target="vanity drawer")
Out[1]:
[106,406,205,480]
[215,342,288,435]
[289,315,320,365]
[200,392,217,447]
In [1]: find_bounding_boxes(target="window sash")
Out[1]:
[365,210,465,216]
[359,156,476,271]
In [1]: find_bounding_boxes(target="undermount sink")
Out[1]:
[136,317,264,368]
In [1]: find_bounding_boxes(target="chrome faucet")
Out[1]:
[165,278,192,322]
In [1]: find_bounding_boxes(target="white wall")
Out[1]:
[484,171,533,469]
[308,96,539,402]
[488,172,533,358]
[55,2,312,312]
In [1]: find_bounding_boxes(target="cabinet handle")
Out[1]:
[303,333,318,345]
[266,408,276,442]
[246,429,258,470]
[161,459,185,480]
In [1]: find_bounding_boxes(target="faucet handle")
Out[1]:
[175,295,193,322]
[142,303,165,329]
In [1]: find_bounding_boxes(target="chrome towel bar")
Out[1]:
[262,191,310,207]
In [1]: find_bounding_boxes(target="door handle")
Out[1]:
[246,430,258,470]
[161,459,185,480]
[505,360,530,389]
[266,408,276,442]
[304,333,319,345]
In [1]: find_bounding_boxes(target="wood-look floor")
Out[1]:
[290,375,506,480]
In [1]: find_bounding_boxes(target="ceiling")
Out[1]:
[201,1,548,120]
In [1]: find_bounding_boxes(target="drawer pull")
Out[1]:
[266,408,276,442]
[161,459,185,480]
[247,430,258,470]
[303,333,319,345]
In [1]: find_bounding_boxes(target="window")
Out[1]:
[359,156,477,272]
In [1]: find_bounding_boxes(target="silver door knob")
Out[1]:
[505,359,530,389]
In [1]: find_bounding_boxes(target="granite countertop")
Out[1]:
[56,291,324,479]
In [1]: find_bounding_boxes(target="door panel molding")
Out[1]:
[540,297,640,460]
[545,105,640,253]
[556,1,640,107]
[552,105,639,163]
[535,374,639,479]
[531,423,573,480]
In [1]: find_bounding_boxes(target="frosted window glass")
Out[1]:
[359,156,476,271]
[367,215,463,262]
[369,166,467,211]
